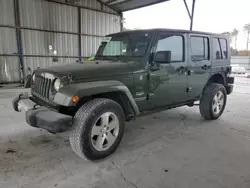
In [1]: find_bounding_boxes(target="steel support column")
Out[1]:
[13,0,24,82]
[183,0,191,19]
[190,0,196,31]
[183,0,196,31]
[78,7,82,62]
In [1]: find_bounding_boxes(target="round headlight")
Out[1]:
[32,74,35,81]
[54,78,61,91]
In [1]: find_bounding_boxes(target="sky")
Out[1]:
[123,0,250,50]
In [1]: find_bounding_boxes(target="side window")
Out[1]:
[156,35,184,62]
[219,39,228,59]
[190,36,209,61]
[212,38,222,60]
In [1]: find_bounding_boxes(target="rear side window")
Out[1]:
[190,36,209,61]
[212,38,228,60]
[219,39,228,59]
[213,38,222,60]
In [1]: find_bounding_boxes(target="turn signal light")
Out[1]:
[72,96,79,103]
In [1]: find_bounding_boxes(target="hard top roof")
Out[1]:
[109,28,225,37]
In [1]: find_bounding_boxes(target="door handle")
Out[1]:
[177,66,187,74]
[187,69,193,75]
[201,64,211,70]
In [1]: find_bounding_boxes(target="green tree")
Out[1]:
[222,32,232,44]
[121,17,129,31]
[243,23,250,51]
[231,28,239,50]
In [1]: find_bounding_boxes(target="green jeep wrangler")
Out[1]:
[13,29,234,161]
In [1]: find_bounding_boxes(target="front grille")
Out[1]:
[32,76,52,101]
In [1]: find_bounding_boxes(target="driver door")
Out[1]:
[148,32,188,108]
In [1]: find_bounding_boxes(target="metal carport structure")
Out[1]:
[0,0,196,84]
[97,0,196,30]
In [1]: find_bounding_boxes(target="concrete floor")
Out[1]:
[1,78,250,188]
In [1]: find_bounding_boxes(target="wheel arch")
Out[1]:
[76,91,136,121]
[206,72,226,86]
[54,80,140,119]
[200,72,227,98]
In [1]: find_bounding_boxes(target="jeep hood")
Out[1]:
[36,60,140,80]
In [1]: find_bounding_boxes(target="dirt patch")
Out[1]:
[5,149,17,154]
[29,135,52,146]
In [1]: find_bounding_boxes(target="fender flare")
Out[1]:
[53,80,140,115]
[201,72,226,95]
[206,72,226,85]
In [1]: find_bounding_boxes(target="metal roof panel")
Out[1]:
[100,0,169,12]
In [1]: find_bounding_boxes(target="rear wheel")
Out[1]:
[199,83,227,120]
[69,98,125,161]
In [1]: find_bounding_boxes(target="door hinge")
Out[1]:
[187,70,193,76]
[186,87,192,92]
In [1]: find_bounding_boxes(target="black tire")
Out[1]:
[199,83,227,120]
[69,98,125,161]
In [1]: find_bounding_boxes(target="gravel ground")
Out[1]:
[0,77,250,188]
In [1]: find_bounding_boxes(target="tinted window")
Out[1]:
[213,38,222,60]
[156,35,184,62]
[190,36,209,61]
[219,39,228,59]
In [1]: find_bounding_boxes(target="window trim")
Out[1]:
[190,35,210,61]
[203,37,210,60]
[218,38,223,60]
[155,32,185,63]
[212,38,222,60]
[218,38,228,60]
[212,37,228,61]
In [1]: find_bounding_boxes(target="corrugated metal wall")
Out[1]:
[0,28,18,54]
[0,0,121,83]
[0,0,21,83]
[0,0,15,26]
[0,57,21,82]
[19,0,79,33]
[22,30,79,56]
[23,57,79,72]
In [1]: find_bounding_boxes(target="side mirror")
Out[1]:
[154,51,171,63]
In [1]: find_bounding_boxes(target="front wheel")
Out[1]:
[199,83,227,120]
[69,98,125,161]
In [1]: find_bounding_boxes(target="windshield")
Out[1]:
[96,32,153,59]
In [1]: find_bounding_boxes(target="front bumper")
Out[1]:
[12,93,72,133]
